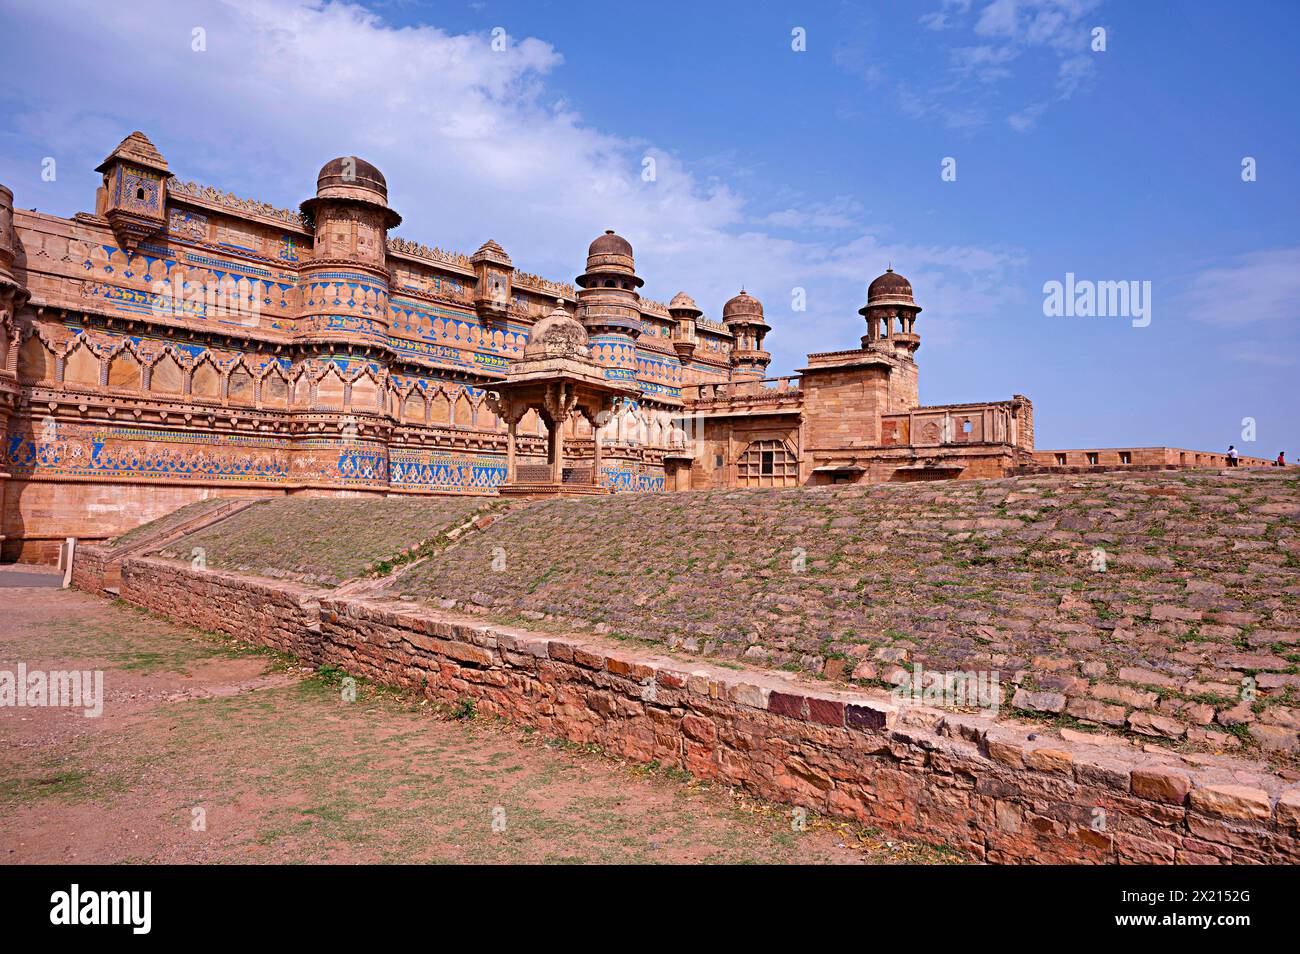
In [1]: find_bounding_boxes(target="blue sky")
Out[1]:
[1,0,1296,453]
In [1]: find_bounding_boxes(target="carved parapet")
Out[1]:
[169,179,310,231]
[386,236,473,270]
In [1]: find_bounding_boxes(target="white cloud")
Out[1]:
[1007,101,1047,132]
[891,0,1103,127]
[1181,248,1300,327]
[1225,344,1296,367]
[1,0,1025,374]
[950,44,1020,82]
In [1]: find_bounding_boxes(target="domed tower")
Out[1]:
[297,156,401,349]
[667,291,701,364]
[575,230,642,377]
[860,267,921,410]
[722,289,771,381]
[859,268,920,359]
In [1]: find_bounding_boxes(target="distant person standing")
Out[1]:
[1278,451,1287,467]
[1227,445,1239,467]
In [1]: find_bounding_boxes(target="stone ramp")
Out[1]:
[391,470,1300,760]
[71,496,272,594]
[151,496,502,587]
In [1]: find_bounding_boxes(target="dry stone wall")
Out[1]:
[115,555,1300,864]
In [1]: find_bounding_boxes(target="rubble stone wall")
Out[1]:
[114,555,1300,864]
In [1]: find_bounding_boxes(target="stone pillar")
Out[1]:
[505,417,518,484]
[592,430,602,488]
[552,414,565,484]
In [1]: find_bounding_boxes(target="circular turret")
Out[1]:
[574,229,643,363]
[576,230,643,289]
[668,292,702,365]
[296,155,400,348]
[300,155,401,229]
[721,289,771,379]
[859,267,921,355]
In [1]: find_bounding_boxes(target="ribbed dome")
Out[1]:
[316,156,387,198]
[471,239,512,266]
[95,131,170,174]
[866,268,914,303]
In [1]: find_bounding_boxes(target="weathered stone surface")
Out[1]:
[1012,689,1065,714]
[1131,766,1192,805]
[1127,712,1187,739]
[1189,784,1272,822]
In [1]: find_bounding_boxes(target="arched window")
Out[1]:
[737,439,798,487]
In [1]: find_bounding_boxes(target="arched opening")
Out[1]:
[228,366,255,404]
[314,368,345,409]
[191,360,221,401]
[62,343,100,388]
[350,373,380,412]
[261,370,289,409]
[151,352,184,395]
[108,348,142,390]
[18,335,56,385]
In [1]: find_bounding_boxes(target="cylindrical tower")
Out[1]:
[297,156,401,349]
[859,267,921,358]
[860,267,921,411]
[721,289,770,381]
[575,230,642,378]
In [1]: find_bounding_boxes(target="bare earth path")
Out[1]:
[0,571,960,864]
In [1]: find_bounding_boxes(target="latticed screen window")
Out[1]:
[738,440,798,486]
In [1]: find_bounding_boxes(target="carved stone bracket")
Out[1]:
[542,381,579,425]
[485,389,526,426]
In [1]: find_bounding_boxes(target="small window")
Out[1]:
[135,187,146,200]
[1119,452,1132,464]
[714,454,724,469]
[1055,453,1067,466]
[760,451,775,475]
[1086,453,1099,465]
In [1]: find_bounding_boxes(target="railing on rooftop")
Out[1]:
[683,375,803,403]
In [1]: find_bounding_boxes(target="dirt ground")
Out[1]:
[0,569,962,864]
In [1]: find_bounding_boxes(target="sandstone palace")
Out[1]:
[0,133,1262,560]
